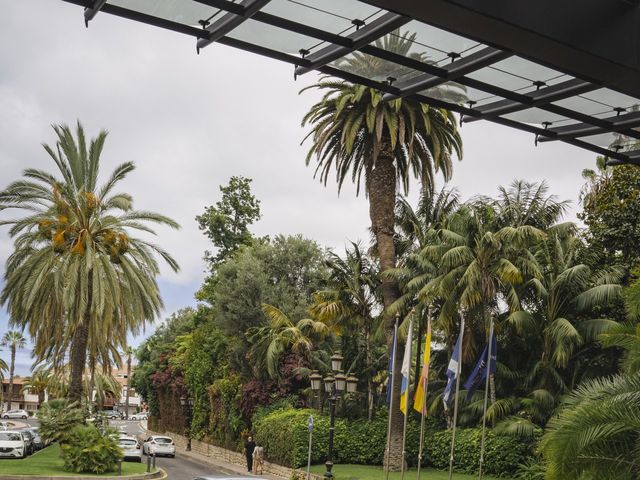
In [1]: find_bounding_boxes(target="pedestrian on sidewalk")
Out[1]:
[244,436,256,473]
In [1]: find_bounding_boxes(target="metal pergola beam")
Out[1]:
[537,111,640,142]
[382,47,511,101]
[196,0,271,51]
[294,12,411,76]
[83,0,107,25]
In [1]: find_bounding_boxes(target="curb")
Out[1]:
[0,467,166,480]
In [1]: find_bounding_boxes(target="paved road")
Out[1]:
[111,419,226,480]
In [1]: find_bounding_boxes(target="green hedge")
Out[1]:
[253,408,538,477]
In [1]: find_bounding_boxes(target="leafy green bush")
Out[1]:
[60,425,122,474]
[253,407,538,477]
[37,399,85,444]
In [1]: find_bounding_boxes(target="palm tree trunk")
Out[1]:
[365,327,374,421]
[9,346,15,409]
[368,149,403,471]
[69,278,92,404]
[125,352,132,420]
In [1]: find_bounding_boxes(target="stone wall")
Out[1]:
[148,429,324,480]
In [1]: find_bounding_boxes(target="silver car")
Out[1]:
[142,435,176,457]
[118,435,143,462]
[0,431,26,458]
[2,409,28,419]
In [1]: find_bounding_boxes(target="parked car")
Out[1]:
[2,409,28,419]
[26,427,44,450]
[118,435,143,462]
[0,431,26,458]
[102,410,124,420]
[131,412,148,421]
[142,435,176,457]
[17,429,34,455]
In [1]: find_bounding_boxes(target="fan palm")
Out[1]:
[248,304,331,380]
[0,122,180,402]
[302,35,462,465]
[1,331,26,408]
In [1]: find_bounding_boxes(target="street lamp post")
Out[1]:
[309,352,358,480]
[180,395,194,451]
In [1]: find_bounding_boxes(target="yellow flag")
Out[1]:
[413,318,432,413]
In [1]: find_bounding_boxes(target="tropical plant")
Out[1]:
[37,398,85,443]
[61,424,122,474]
[0,122,180,402]
[311,242,382,419]
[21,368,51,405]
[248,304,331,380]
[302,52,462,466]
[1,330,26,407]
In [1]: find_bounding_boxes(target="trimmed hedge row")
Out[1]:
[253,408,538,477]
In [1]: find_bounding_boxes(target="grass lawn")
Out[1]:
[0,444,152,477]
[309,463,504,480]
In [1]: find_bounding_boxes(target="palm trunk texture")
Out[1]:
[368,149,403,471]
[9,346,15,408]
[125,353,132,419]
[69,276,93,404]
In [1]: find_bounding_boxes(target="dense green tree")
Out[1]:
[21,368,51,405]
[1,330,26,408]
[196,176,261,270]
[0,122,179,402]
[579,161,640,281]
[200,235,329,373]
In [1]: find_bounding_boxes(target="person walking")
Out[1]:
[244,436,256,473]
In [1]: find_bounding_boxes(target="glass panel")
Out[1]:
[467,56,571,93]
[582,132,640,149]
[580,88,640,111]
[373,20,483,65]
[108,0,221,27]
[551,95,616,117]
[332,52,417,82]
[419,82,497,107]
[262,0,382,36]
[227,19,326,54]
[502,107,573,126]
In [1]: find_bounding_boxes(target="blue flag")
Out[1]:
[443,332,463,409]
[386,327,397,406]
[463,332,497,401]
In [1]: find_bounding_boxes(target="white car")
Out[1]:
[118,435,143,462]
[2,409,28,419]
[0,431,26,458]
[142,435,176,457]
[131,413,148,421]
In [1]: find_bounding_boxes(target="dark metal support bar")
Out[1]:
[294,12,411,76]
[83,0,107,25]
[197,0,271,51]
[382,47,511,100]
[537,110,640,142]
[466,78,596,120]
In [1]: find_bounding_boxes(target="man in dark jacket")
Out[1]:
[244,436,256,473]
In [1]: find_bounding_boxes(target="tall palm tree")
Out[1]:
[22,368,51,405]
[302,43,463,466]
[0,122,180,403]
[1,331,26,409]
[311,242,382,419]
[123,346,135,420]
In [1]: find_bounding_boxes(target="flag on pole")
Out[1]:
[443,332,463,409]
[463,332,497,400]
[413,317,432,413]
[386,327,397,406]
[399,320,414,415]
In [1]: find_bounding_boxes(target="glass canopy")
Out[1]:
[66,0,640,165]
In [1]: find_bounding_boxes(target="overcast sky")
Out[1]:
[0,0,598,375]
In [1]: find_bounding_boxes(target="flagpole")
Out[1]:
[478,316,494,480]
[448,313,466,480]
[416,307,432,480]
[385,316,400,480]
[400,320,414,480]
